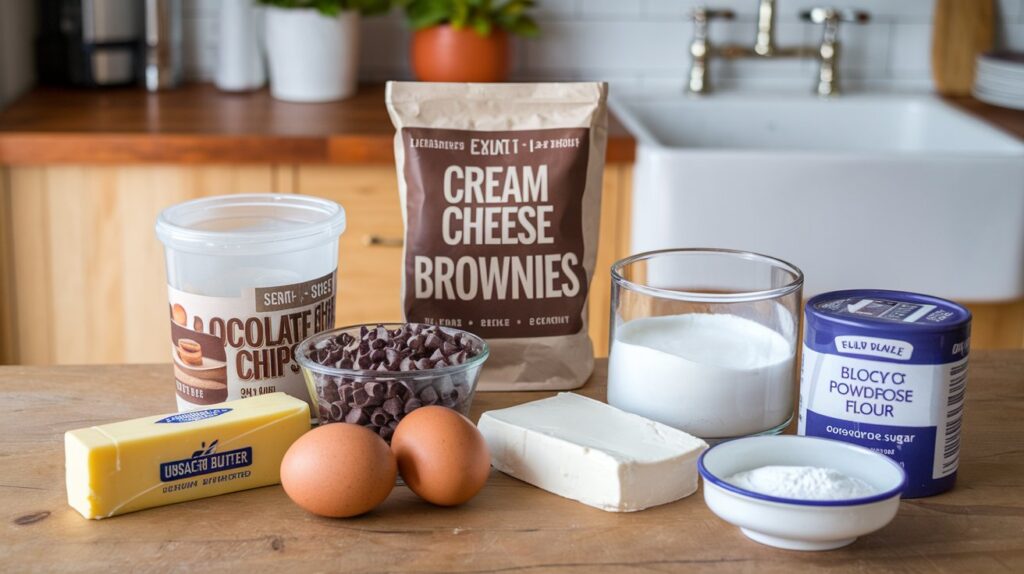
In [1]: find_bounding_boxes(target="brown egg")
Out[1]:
[280,423,396,518]
[392,406,490,506]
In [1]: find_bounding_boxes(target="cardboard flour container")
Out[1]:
[799,289,972,498]
[156,194,346,413]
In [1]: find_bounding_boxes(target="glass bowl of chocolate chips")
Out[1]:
[296,323,489,442]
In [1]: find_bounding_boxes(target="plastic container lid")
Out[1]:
[805,289,972,365]
[155,194,346,256]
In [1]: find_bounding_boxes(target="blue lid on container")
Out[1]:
[805,289,971,365]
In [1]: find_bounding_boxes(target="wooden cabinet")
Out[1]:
[0,164,634,365]
[294,166,406,327]
[0,166,286,364]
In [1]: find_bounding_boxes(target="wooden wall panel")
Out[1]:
[0,168,17,363]
[295,165,405,327]
[588,165,632,357]
[964,301,1024,350]
[5,165,278,365]
[115,166,278,363]
[7,168,54,364]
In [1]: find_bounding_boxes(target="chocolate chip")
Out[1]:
[366,382,384,399]
[419,386,439,405]
[352,388,370,408]
[345,408,368,425]
[302,324,484,442]
[321,384,340,403]
[424,333,442,351]
[340,385,354,403]
[330,401,348,421]
[370,408,388,427]
[383,397,403,416]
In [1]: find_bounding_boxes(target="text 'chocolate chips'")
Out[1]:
[303,324,483,442]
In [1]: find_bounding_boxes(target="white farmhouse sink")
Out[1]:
[611,93,1024,301]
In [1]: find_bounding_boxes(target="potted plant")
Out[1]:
[399,0,539,82]
[258,0,390,102]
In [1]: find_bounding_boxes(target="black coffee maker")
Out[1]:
[36,0,143,87]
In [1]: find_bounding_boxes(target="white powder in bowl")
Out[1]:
[607,313,795,438]
[726,465,878,500]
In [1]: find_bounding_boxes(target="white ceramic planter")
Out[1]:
[264,7,359,102]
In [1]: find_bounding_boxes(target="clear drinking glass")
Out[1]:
[607,248,804,441]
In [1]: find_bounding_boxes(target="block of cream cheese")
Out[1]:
[65,393,310,519]
[478,392,708,512]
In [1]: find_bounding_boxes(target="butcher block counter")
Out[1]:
[0,84,636,165]
[1,353,1022,573]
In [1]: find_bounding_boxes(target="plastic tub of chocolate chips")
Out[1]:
[296,323,489,442]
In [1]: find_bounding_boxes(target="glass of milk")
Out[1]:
[607,248,803,442]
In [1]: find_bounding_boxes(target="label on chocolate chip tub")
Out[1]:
[167,271,337,412]
[798,289,971,498]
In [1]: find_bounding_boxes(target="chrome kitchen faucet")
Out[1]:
[688,0,869,96]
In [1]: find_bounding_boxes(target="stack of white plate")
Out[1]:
[973,52,1024,110]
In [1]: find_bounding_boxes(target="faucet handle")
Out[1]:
[692,7,736,22]
[800,7,870,25]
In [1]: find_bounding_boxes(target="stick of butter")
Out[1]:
[65,392,310,519]
[478,393,708,512]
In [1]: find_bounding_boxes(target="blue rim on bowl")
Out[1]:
[295,322,490,378]
[697,435,908,507]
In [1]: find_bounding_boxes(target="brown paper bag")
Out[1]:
[386,82,609,391]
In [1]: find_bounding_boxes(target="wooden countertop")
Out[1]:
[2,353,1023,572]
[0,84,636,165]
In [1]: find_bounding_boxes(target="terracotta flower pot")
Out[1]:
[411,25,511,82]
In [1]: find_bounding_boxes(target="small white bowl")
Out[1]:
[698,435,906,551]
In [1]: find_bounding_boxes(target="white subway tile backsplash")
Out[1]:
[836,19,892,78]
[996,0,1023,20]
[578,0,644,18]
[535,0,581,19]
[184,0,942,91]
[525,20,683,72]
[183,0,217,18]
[890,23,931,73]
[1004,23,1024,50]
[183,14,218,81]
[780,0,934,22]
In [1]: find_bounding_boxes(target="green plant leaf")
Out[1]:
[398,0,539,36]
[472,14,492,36]
[256,0,391,17]
[407,0,452,29]
[508,15,538,37]
[452,0,469,28]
